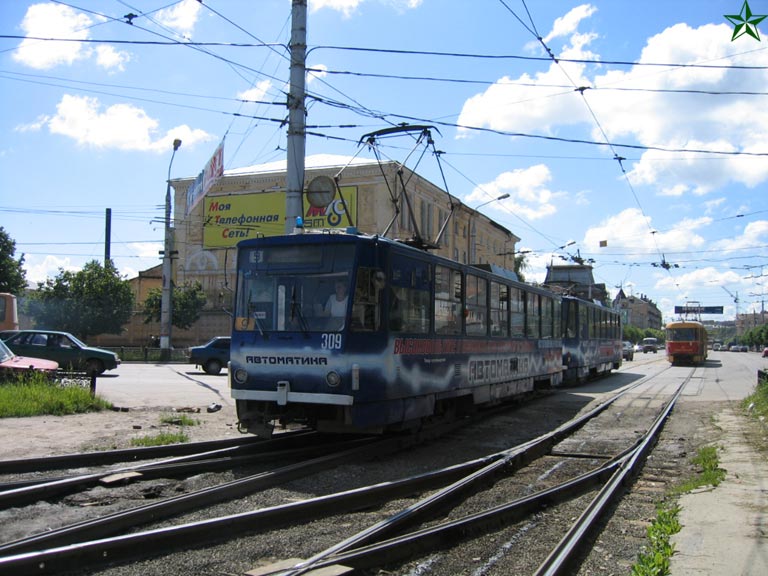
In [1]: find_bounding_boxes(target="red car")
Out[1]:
[763,347,768,358]
[0,338,58,378]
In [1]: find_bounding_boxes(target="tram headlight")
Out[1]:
[326,371,341,388]
[234,368,248,384]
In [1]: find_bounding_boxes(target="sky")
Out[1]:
[1,0,767,324]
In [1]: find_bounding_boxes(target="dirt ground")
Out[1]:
[0,404,242,460]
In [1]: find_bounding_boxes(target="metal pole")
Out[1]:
[104,208,111,264]
[160,139,182,361]
[285,0,307,232]
[469,193,509,264]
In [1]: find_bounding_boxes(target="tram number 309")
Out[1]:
[321,333,343,350]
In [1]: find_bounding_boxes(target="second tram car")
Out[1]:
[561,296,622,383]
[230,229,621,437]
[665,320,708,365]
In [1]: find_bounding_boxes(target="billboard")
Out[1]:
[674,305,724,315]
[186,139,225,215]
[203,186,357,248]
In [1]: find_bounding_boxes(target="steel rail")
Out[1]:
[0,435,389,557]
[0,429,315,474]
[0,370,665,574]
[532,370,692,575]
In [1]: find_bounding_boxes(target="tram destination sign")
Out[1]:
[674,305,724,315]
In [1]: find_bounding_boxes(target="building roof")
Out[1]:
[224,154,381,177]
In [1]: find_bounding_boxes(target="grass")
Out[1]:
[129,411,199,447]
[631,444,725,576]
[0,373,112,417]
[741,374,768,448]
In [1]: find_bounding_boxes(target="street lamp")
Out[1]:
[160,138,182,361]
[469,193,509,264]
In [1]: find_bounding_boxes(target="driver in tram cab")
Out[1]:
[321,280,349,318]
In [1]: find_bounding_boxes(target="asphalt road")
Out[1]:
[93,362,234,410]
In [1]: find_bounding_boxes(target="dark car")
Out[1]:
[622,341,634,361]
[2,330,120,376]
[188,336,230,375]
[0,338,59,379]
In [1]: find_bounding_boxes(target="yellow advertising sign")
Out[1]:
[203,187,357,248]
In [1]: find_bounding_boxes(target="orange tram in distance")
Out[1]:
[664,320,708,365]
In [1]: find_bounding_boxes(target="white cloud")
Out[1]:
[25,254,79,285]
[13,3,93,69]
[542,4,597,43]
[582,208,710,255]
[237,80,274,102]
[710,220,768,252]
[95,45,131,72]
[156,0,201,38]
[308,64,328,84]
[469,164,560,221]
[43,95,213,152]
[458,11,768,195]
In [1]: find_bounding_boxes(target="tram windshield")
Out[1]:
[666,327,698,341]
[234,244,356,333]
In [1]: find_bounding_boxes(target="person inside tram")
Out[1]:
[322,280,349,318]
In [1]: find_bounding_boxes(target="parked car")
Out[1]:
[188,336,230,375]
[622,341,634,361]
[763,347,768,358]
[2,330,119,376]
[0,338,59,379]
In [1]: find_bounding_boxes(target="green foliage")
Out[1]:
[742,323,768,349]
[24,260,134,340]
[160,413,199,426]
[513,253,527,283]
[130,430,189,446]
[623,324,644,344]
[0,374,112,417]
[741,375,768,446]
[631,503,681,576]
[0,226,27,294]
[142,281,207,330]
[632,445,725,575]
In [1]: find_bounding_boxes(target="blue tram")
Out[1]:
[561,296,622,383]
[229,229,620,437]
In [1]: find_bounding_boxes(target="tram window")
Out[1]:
[465,274,487,336]
[527,293,540,339]
[490,281,508,337]
[351,268,383,332]
[435,265,460,335]
[578,304,587,340]
[541,296,553,339]
[389,257,430,334]
[510,288,524,337]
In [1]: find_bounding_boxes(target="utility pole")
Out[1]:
[285,0,307,232]
[160,138,182,361]
[104,208,111,264]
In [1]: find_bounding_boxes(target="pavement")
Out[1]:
[670,407,768,575]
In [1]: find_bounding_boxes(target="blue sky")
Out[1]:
[1,0,767,323]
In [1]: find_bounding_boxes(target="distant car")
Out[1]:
[763,347,768,358]
[712,344,721,351]
[642,337,659,354]
[729,345,740,352]
[2,330,119,376]
[0,338,59,379]
[740,345,749,352]
[634,343,643,353]
[622,341,634,361]
[188,336,230,375]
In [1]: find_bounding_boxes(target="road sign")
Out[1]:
[674,305,724,314]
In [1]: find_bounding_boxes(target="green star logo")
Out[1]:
[725,0,767,41]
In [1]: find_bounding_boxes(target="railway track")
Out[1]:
[0,365,692,575]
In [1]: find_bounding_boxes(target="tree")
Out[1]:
[513,253,528,283]
[142,281,207,330]
[25,260,134,340]
[0,227,27,294]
